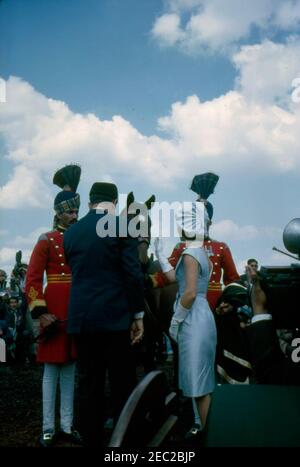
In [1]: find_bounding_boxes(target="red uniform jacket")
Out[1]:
[25,229,76,363]
[151,239,239,311]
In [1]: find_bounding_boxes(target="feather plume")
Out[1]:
[190,172,219,199]
[53,164,81,192]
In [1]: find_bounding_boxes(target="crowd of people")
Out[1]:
[0,264,34,365]
[1,166,299,448]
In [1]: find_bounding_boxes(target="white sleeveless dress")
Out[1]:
[175,247,217,397]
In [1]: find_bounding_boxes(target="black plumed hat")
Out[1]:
[53,164,81,212]
[53,164,81,193]
[190,172,219,199]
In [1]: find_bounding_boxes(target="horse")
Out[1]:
[122,193,179,384]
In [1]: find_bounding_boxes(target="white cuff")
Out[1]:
[161,262,174,274]
[134,312,144,320]
[251,313,272,324]
[157,255,174,273]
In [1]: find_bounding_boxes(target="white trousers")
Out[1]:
[42,362,75,434]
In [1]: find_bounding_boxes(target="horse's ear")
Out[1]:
[145,195,155,210]
[127,191,134,209]
[145,194,155,210]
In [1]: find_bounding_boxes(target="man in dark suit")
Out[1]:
[64,182,145,447]
[245,264,300,386]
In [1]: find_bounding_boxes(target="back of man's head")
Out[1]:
[89,182,118,204]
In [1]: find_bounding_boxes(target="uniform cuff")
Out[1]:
[134,312,144,320]
[251,313,272,324]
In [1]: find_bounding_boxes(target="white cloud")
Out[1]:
[1,43,300,211]
[158,91,300,172]
[264,250,297,266]
[152,14,185,47]
[0,226,51,273]
[0,248,16,264]
[274,1,300,29]
[152,0,300,54]
[0,247,31,269]
[210,219,282,242]
[165,0,203,11]
[8,227,50,247]
[0,77,179,208]
[0,166,51,208]
[233,38,300,104]
[211,219,259,241]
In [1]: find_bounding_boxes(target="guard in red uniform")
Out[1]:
[25,164,82,447]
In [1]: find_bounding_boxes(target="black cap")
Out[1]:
[217,283,248,309]
[89,182,118,203]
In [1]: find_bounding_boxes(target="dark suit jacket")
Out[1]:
[64,210,144,334]
[246,320,300,385]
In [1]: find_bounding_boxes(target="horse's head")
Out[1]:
[121,192,155,266]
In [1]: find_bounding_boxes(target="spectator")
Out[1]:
[0,269,7,291]
[6,294,32,364]
[214,283,252,384]
[239,258,259,287]
[0,294,15,361]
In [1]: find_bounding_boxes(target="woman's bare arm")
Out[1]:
[180,254,199,308]
[161,268,177,283]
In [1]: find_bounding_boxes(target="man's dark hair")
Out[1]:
[90,197,116,205]
[247,258,258,265]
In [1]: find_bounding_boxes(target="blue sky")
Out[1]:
[0,0,235,134]
[1,0,300,274]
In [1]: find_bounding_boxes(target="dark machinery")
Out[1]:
[259,218,300,329]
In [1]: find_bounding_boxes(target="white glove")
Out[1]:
[169,300,190,343]
[154,237,173,273]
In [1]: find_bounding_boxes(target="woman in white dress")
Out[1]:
[154,201,217,432]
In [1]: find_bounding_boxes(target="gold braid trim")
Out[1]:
[28,286,39,301]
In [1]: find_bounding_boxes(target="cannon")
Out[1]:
[108,370,178,447]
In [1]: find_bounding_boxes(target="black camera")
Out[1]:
[259,264,300,329]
